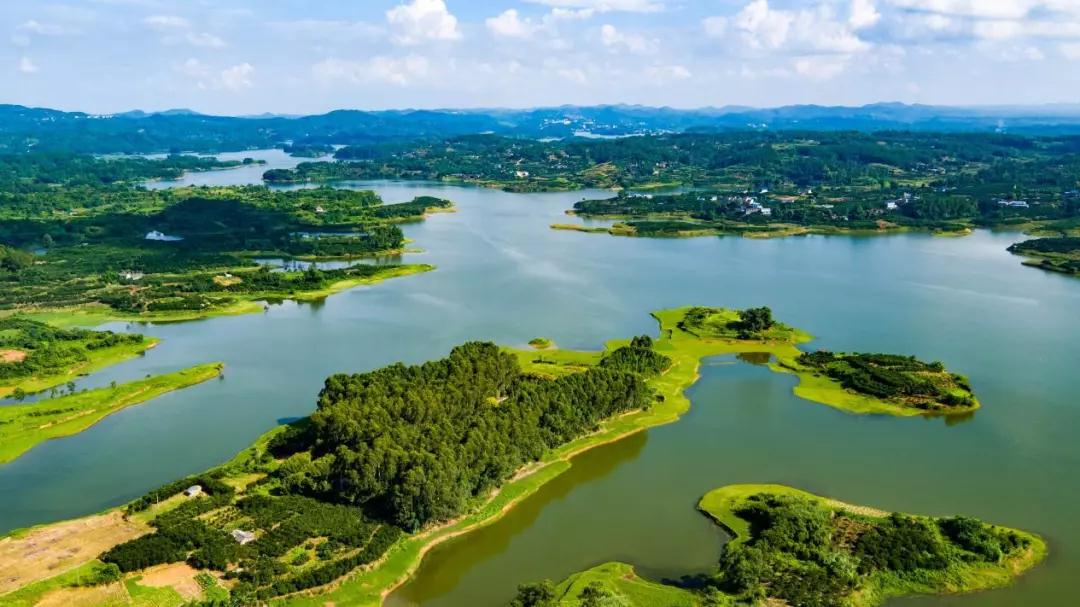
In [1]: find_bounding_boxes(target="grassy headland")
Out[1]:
[1008,236,1080,276]
[519,484,1045,607]
[0,363,223,464]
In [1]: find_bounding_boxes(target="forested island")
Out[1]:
[0,153,451,323]
[1008,236,1080,276]
[0,306,986,606]
[509,484,1045,607]
[0,318,156,398]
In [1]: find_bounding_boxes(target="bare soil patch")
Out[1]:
[0,511,148,595]
[0,349,27,364]
[138,562,203,600]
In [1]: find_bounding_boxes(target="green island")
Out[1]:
[0,317,157,398]
[0,362,223,464]
[510,484,1045,607]
[0,306,984,606]
[1008,236,1080,276]
[528,337,553,350]
[0,153,452,324]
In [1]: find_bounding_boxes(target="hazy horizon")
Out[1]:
[6,0,1080,115]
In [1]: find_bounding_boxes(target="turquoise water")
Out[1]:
[1,160,1077,606]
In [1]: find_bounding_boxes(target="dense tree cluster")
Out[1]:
[797,351,975,410]
[599,339,671,376]
[276,342,652,530]
[711,493,1030,607]
[1008,236,1080,255]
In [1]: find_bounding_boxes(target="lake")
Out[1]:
[2,157,1077,607]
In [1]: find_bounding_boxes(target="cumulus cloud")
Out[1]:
[487,10,538,38]
[793,55,849,79]
[174,59,254,91]
[600,24,657,54]
[724,0,872,54]
[849,0,881,30]
[386,0,461,45]
[17,20,73,36]
[219,63,254,90]
[313,55,432,86]
[18,57,39,74]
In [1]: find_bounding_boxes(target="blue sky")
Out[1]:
[6,0,1080,114]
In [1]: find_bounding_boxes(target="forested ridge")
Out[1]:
[97,340,656,601]
[275,342,654,530]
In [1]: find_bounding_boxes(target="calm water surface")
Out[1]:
[1,158,1078,607]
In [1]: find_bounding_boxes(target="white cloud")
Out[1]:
[386,0,461,45]
[527,0,663,13]
[18,57,39,74]
[174,59,253,91]
[144,15,189,29]
[185,32,226,48]
[727,0,871,54]
[219,63,254,91]
[1063,42,1080,59]
[793,55,848,79]
[487,10,537,38]
[312,55,432,86]
[732,0,793,49]
[556,67,588,84]
[849,0,881,30]
[547,8,596,20]
[645,64,691,82]
[600,24,657,54]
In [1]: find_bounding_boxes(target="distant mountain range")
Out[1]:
[3,102,1080,154]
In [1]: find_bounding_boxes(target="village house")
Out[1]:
[231,529,256,545]
[183,485,202,498]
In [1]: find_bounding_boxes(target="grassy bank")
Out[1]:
[0,362,224,464]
